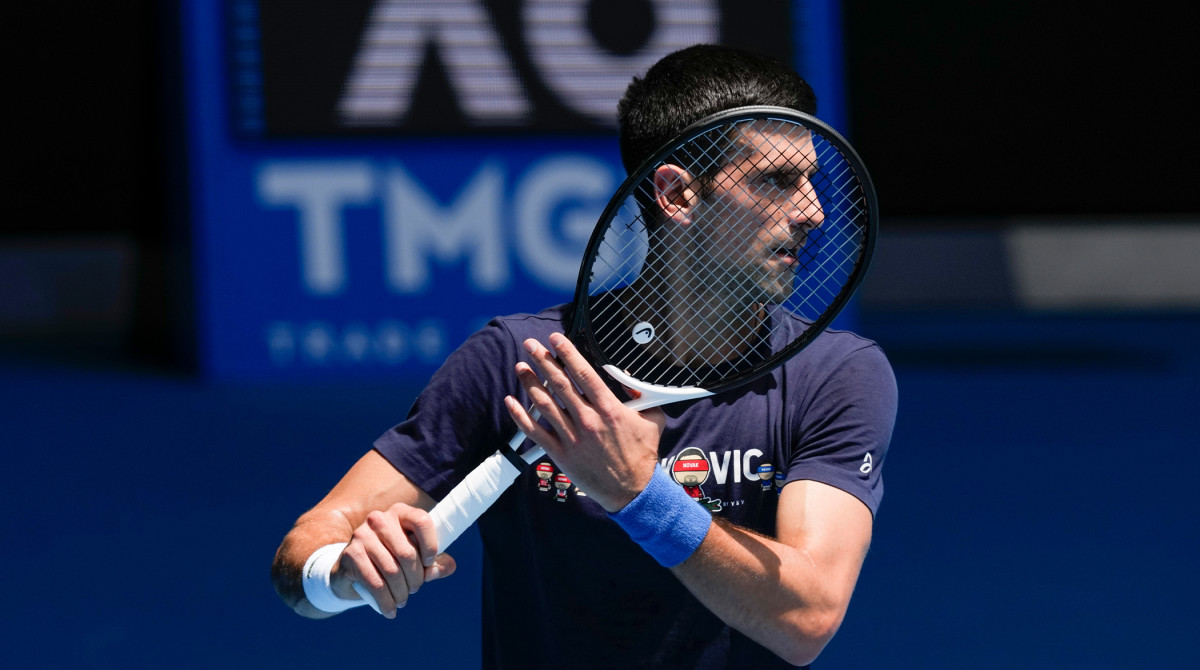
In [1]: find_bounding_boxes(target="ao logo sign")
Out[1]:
[337,0,719,127]
[257,155,619,296]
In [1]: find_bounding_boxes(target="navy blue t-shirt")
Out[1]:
[375,304,897,669]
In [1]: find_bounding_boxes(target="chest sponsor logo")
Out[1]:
[661,447,783,512]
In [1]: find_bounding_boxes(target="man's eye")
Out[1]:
[761,172,792,189]
[760,171,803,193]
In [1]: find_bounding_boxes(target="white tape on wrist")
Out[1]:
[301,542,367,614]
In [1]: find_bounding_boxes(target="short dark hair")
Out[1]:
[617,44,818,174]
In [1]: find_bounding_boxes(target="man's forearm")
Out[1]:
[271,508,355,616]
[667,477,873,670]
[670,505,870,667]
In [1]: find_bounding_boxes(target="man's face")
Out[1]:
[688,122,826,303]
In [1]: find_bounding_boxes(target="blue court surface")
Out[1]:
[1,312,1196,668]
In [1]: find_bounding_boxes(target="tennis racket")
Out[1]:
[353,105,877,609]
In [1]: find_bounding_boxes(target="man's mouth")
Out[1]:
[770,241,803,265]
[774,230,813,263]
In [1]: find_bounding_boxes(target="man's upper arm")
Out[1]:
[775,479,873,606]
[318,449,437,526]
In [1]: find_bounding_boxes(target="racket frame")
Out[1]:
[570,105,879,397]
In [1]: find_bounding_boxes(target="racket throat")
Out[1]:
[601,364,715,411]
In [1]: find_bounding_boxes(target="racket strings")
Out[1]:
[590,250,759,389]
[621,194,771,384]
[585,116,870,389]
[790,136,867,314]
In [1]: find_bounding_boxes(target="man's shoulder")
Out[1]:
[783,325,891,378]
[813,326,884,353]
[498,303,572,326]
[484,303,571,341]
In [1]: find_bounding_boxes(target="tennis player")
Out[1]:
[273,44,897,669]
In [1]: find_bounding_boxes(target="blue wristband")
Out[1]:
[609,465,713,567]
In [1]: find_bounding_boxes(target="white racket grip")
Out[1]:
[430,448,523,550]
[351,435,545,616]
[351,582,383,615]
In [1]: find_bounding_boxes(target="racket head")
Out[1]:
[569,106,878,395]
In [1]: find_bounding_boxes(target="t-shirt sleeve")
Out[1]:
[373,319,522,502]
[786,343,898,516]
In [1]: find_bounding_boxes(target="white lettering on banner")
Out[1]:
[265,319,447,366]
[384,162,507,292]
[257,157,619,297]
[338,0,721,127]
[338,0,530,126]
[301,322,338,363]
[523,0,720,122]
[513,155,613,288]
[342,323,372,362]
[257,163,374,295]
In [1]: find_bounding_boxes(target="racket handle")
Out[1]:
[429,398,664,546]
[430,440,541,550]
[351,581,384,615]
[349,430,544,615]
[350,455,506,611]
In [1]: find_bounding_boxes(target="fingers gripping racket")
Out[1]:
[352,106,877,607]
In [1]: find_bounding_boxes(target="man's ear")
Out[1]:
[653,164,699,225]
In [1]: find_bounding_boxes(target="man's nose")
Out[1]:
[788,180,825,230]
